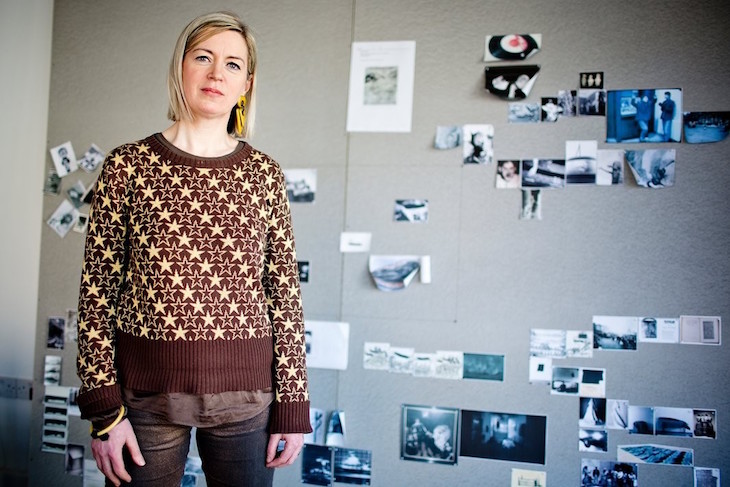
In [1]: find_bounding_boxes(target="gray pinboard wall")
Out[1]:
[30,0,730,486]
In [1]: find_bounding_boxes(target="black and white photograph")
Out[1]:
[301,444,334,486]
[579,368,606,398]
[595,149,624,186]
[284,168,316,203]
[46,316,64,349]
[520,189,542,220]
[334,448,372,485]
[304,407,326,445]
[683,111,730,144]
[508,103,540,124]
[606,88,682,143]
[528,356,552,383]
[565,330,593,358]
[580,72,604,89]
[578,88,606,116]
[484,34,541,62]
[298,260,310,283]
[557,89,577,117]
[625,149,675,188]
[433,351,463,380]
[66,180,86,208]
[551,366,579,395]
[694,467,721,487]
[565,140,597,185]
[462,353,504,381]
[401,404,458,465]
[679,315,721,345]
[530,328,566,358]
[580,398,606,428]
[49,141,78,177]
[368,255,421,292]
[362,342,390,370]
[521,159,565,189]
[654,406,694,437]
[77,143,105,172]
[65,444,84,476]
[46,199,79,238]
[541,97,562,122]
[462,124,494,164]
[43,169,61,194]
[484,65,540,100]
[593,315,638,351]
[460,410,547,465]
[628,405,655,435]
[618,443,694,466]
[638,316,679,343]
[606,399,630,430]
[325,410,346,448]
[496,160,520,189]
[411,353,436,378]
[433,125,462,149]
[693,409,716,439]
[43,355,61,386]
[73,213,88,234]
[363,66,397,105]
[579,428,607,452]
[389,347,415,374]
[393,199,428,222]
[580,459,638,487]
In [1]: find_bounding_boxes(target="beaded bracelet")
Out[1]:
[90,405,127,441]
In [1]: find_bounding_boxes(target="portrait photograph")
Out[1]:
[401,404,458,465]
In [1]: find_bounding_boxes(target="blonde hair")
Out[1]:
[167,11,257,138]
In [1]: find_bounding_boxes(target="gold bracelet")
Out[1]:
[90,405,127,440]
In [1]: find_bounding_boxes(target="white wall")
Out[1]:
[0,0,54,483]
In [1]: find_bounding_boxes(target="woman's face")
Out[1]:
[182,30,252,122]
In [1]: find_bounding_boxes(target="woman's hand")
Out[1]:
[91,419,145,486]
[265,432,304,468]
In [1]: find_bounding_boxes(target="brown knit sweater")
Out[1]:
[76,133,310,433]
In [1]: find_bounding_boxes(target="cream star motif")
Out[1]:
[225,201,239,213]
[187,246,203,260]
[257,208,267,220]
[170,272,184,287]
[285,366,298,378]
[180,186,193,198]
[208,273,222,288]
[78,319,88,331]
[158,208,171,221]
[163,313,176,327]
[139,324,150,337]
[246,326,257,338]
[173,326,188,340]
[86,327,102,341]
[181,285,195,301]
[170,174,182,186]
[233,168,245,179]
[148,244,161,259]
[92,234,104,247]
[221,236,235,249]
[93,370,110,383]
[167,220,181,233]
[208,175,221,188]
[211,224,224,236]
[230,248,244,262]
[227,301,240,313]
[277,355,289,367]
[212,326,226,339]
[150,197,163,210]
[198,260,213,274]
[197,168,211,176]
[98,336,113,350]
[109,211,122,224]
[134,174,147,187]
[217,288,231,301]
[141,187,155,199]
[248,192,262,206]
[137,233,149,246]
[271,308,285,320]
[202,313,215,327]
[241,180,253,192]
[189,199,203,212]
[294,378,306,390]
[264,173,276,187]
[216,188,229,201]
[192,300,205,314]
[178,233,192,247]
[100,195,112,208]
[137,143,150,154]
[243,275,257,288]
[111,260,123,274]
[282,318,295,332]
[159,258,173,273]
[251,152,264,162]
[95,295,109,308]
[86,283,100,296]
[199,211,213,224]
[111,153,125,165]
[150,153,162,166]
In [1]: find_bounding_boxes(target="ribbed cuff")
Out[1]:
[77,384,123,420]
[268,400,312,434]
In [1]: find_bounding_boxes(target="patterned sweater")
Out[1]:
[76,133,310,433]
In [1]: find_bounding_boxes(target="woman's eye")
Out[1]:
[195,55,211,62]
[227,62,241,71]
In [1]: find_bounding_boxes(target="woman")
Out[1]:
[76,12,310,486]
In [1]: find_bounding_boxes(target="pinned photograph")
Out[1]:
[433,351,463,380]
[462,353,504,381]
[484,65,540,100]
[607,89,682,143]
[434,125,462,149]
[78,143,105,172]
[508,103,540,124]
[528,356,552,383]
[301,444,334,486]
[511,468,546,487]
[389,347,415,374]
[363,342,390,370]
[557,90,577,117]
[47,316,65,349]
[43,169,61,194]
[551,367,579,395]
[628,405,655,435]
[565,140,597,185]
[654,407,694,438]
[334,448,372,485]
[49,141,78,177]
[625,149,675,188]
[401,404,458,465]
[393,199,428,222]
[368,255,420,291]
[44,355,62,386]
[606,400,630,430]
[693,409,716,439]
[618,443,693,466]
[566,330,593,358]
[462,124,494,164]
[284,168,316,203]
[579,428,607,452]
[530,328,566,358]
[496,160,520,188]
[521,159,565,189]
[580,72,604,89]
[73,214,89,234]
[364,66,397,105]
[484,34,541,62]
[411,353,436,378]
[460,410,547,465]
[541,97,562,122]
[580,459,637,487]
[520,189,542,221]
[683,111,730,143]
[638,317,679,343]
[298,261,310,283]
[304,407,327,445]
[579,368,606,398]
[578,89,606,116]
[679,315,721,345]
[47,199,79,238]
[595,149,624,186]
[325,411,346,447]
[66,180,86,208]
[593,315,638,351]
[580,398,606,428]
[694,467,721,487]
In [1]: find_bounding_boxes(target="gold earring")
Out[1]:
[235,95,246,135]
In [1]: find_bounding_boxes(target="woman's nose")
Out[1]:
[208,62,224,80]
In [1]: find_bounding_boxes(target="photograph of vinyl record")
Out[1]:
[484,65,540,100]
[484,34,541,62]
